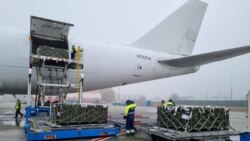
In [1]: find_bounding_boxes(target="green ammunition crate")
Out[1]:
[51,104,108,125]
[36,46,69,59]
[157,106,230,132]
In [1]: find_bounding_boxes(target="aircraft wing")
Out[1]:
[158,45,250,67]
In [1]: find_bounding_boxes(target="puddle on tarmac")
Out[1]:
[2,120,25,127]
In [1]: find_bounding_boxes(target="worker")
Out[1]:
[164,99,175,107]
[160,100,165,106]
[169,99,176,106]
[14,99,23,118]
[123,100,137,136]
[71,45,76,60]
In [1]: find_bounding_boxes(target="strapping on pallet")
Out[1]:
[37,45,69,59]
[157,106,230,132]
[51,104,108,125]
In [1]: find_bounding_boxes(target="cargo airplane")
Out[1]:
[0,0,250,95]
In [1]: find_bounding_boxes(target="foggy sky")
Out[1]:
[0,0,250,100]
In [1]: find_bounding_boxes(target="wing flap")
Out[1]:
[158,45,250,67]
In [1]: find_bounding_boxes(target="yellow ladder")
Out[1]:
[76,46,81,101]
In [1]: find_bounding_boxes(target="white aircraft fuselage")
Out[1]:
[1,0,250,95]
[0,26,198,94]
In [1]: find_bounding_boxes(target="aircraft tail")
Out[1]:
[130,0,207,56]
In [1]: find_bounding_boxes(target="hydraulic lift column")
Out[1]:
[247,91,250,130]
[79,73,84,104]
[240,91,250,141]
[27,68,32,107]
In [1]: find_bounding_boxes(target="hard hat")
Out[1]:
[126,100,132,105]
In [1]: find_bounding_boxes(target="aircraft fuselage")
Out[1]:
[0,26,199,94]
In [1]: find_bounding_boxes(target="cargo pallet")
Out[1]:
[24,16,120,141]
[140,125,240,141]
[24,107,120,141]
[110,117,240,141]
[26,126,119,141]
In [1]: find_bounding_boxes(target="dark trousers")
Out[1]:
[126,115,135,130]
[15,109,23,118]
[71,53,75,60]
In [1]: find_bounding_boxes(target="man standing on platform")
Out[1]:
[71,45,76,60]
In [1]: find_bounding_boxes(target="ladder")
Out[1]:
[76,46,82,101]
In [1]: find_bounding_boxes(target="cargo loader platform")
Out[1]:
[140,125,240,141]
[24,106,120,141]
[24,16,121,141]
[25,117,120,141]
[109,109,241,141]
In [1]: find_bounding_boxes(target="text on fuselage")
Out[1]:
[137,54,152,60]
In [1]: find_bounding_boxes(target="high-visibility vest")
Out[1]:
[164,102,174,107]
[124,103,137,116]
[15,102,21,109]
[71,47,76,53]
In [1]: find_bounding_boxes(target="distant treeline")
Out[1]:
[140,100,246,107]
[175,100,246,107]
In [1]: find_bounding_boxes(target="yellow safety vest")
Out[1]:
[164,102,174,107]
[124,103,137,116]
[15,102,21,109]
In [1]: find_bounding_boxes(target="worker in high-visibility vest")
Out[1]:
[14,99,23,118]
[71,45,76,60]
[161,100,165,106]
[123,100,137,136]
[164,99,175,107]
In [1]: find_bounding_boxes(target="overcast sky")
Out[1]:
[0,0,250,100]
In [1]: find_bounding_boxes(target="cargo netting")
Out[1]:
[36,45,69,59]
[51,104,108,125]
[157,106,230,132]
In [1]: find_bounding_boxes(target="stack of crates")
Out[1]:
[157,106,230,132]
[36,45,69,59]
[51,104,108,125]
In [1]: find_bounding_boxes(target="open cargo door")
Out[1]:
[30,16,74,66]
[30,16,73,40]
[30,16,74,54]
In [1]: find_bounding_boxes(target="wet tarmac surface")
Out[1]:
[0,103,152,141]
[0,108,26,141]
[0,102,246,141]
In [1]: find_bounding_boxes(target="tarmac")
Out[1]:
[0,102,247,141]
